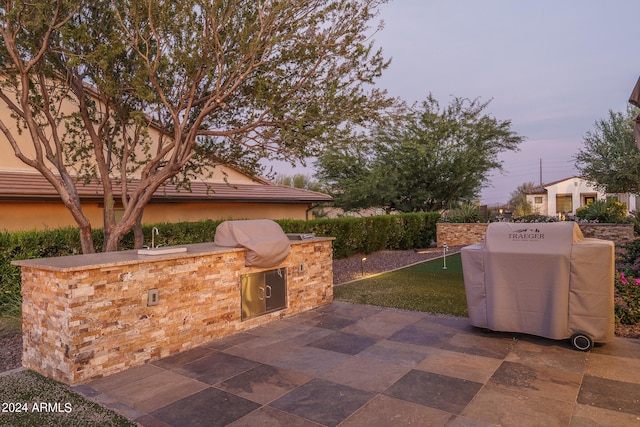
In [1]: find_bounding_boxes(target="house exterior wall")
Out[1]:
[543,177,606,217]
[527,193,549,215]
[0,200,310,232]
[0,91,256,185]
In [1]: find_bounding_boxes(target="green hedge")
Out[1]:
[277,212,439,258]
[0,212,439,317]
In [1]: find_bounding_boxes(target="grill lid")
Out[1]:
[214,219,291,267]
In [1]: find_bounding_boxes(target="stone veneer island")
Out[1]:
[13,238,334,385]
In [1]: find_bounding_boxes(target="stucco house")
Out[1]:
[525,176,637,217]
[0,120,331,233]
[0,168,331,232]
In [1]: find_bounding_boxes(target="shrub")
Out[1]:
[441,203,481,223]
[575,199,628,223]
[614,271,640,325]
[614,239,640,325]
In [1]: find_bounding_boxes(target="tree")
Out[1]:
[274,174,324,193]
[575,107,640,195]
[508,182,535,216]
[0,0,392,253]
[315,95,524,212]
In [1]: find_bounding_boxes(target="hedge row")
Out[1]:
[0,212,439,317]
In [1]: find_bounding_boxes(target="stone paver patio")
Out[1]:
[74,302,640,426]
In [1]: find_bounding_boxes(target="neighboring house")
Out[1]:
[0,80,331,231]
[0,169,332,232]
[525,176,637,217]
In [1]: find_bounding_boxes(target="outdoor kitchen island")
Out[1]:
[13,236,334,385]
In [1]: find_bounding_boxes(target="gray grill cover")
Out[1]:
[461,222,614,342]
[214,220,291,267]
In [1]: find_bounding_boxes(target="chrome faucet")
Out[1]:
[151,227,159,249]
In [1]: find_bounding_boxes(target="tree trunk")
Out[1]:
[133,214,144,249]
[78,224,95,254]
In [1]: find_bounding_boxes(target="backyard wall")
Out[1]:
[16,239,333,385]
[436,222,634,247]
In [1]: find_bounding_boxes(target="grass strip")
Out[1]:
[334,253,468,317]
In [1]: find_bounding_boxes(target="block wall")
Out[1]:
[20,240,333,385]
[436,223,489,247]
[436,222,634,248]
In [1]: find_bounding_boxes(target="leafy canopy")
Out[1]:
[315,95,523,212]
[575,107,640,195]
[0,0,392,252]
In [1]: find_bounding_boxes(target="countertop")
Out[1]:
[12,237,333,272]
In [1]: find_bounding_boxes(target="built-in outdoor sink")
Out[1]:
[137,246,188,256]
[286,233,315,240]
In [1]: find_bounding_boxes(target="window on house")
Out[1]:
[534,196,543,204]
[556,195,573,213]
[584,196,596,205]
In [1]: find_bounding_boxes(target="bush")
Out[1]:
[277,212,439,258]
[440,203,481,223]
[575,199,628,223]
[614,271,640,325]
[614,239,640,325]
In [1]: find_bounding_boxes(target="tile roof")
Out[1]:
[524,176,583,195]
[0,171,332,203]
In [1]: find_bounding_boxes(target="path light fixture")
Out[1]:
[361,257,367,276]
[442,243,449,270]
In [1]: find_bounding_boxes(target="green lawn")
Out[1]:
[334,253,468,317]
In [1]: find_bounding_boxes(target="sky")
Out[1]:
[273,0,640,206]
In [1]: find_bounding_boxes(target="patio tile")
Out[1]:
[383,369,482,414]
[150,387,261,427]
[340,316,415,340]
[87,363,166,392]
[228,406,321,427]
[315,301,384,320]
[423,314,475,334]
[339,395,454,427]
[442,331,517,359]
[570,404,640,427]
[449,415,502,427]
[269,378,375,427]
[150,346,215,369]
[302,312,358,330]
[319,357,410,393]
[90,369,208,413]
[246,318,302,337]
[201,332,256,351]
[365,307,430,326]
[387,319,457,348]
[265,322,337,341]
[461,385,574,427]
[357,339,433,367]
[221,334,287,356]
[506,338,589,374]
[135,414,172,427]
[577,375,640,416]
[590,336,640,359]
[488,361,582,403]
[415,347,502,383]
[585,353,640,384]
[280,325,336,347]
[306,331,378,355]
[173,351,260,385]
[266,345,352,376]
[215,364,312,404]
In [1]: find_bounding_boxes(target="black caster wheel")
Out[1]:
[570,333,593,352]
